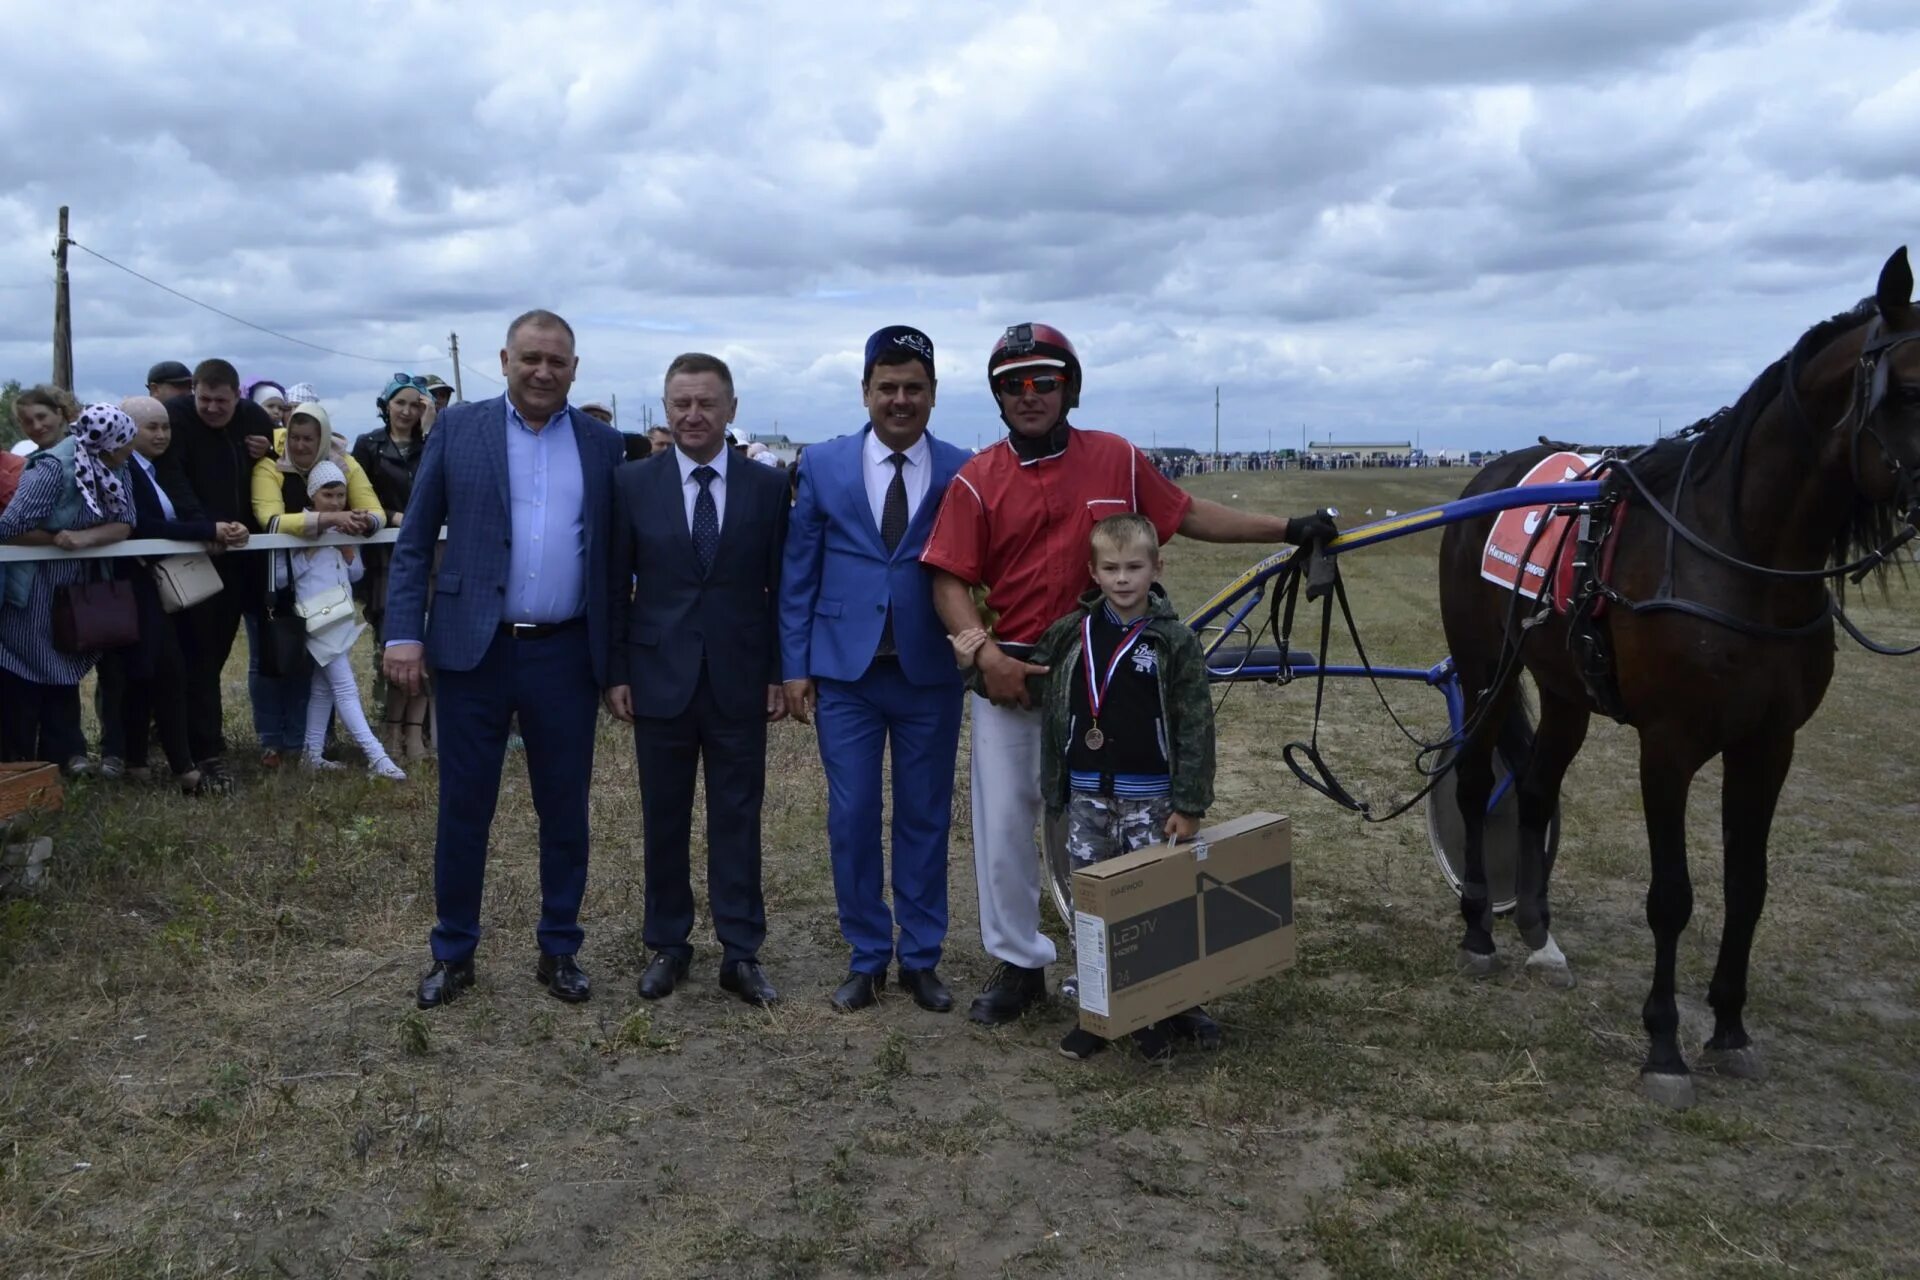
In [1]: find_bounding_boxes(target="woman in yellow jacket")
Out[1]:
[248,402,383,766]
[251,404,383,537]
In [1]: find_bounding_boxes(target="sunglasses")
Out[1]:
[993,372,1070,397]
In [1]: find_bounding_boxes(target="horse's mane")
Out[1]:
[1625,298,1898,585]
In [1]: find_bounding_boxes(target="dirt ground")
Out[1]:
[3,467,1918,1279]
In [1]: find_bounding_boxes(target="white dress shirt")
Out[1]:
[675,443,730,531]
[863,429,931,533]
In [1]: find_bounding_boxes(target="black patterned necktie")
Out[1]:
[880,453,910,554]
[875,453,910,657]
[691,465,720,574]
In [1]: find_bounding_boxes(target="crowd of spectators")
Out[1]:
[0,359,439,788]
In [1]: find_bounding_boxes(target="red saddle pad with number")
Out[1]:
[1479,452,1625,617]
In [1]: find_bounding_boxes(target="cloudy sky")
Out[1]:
[3,0,1917,452]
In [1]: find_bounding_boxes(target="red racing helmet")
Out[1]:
[988,323,1082,409]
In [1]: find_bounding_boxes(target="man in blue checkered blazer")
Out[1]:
[384,310,625,1010]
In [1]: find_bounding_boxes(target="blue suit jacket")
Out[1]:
[385,396,624,685]
[609,449,790,720]
[779,427,969,688]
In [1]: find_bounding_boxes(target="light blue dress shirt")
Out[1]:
[504,399,587,624]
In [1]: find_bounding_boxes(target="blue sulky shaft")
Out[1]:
[1184,481,1607,630]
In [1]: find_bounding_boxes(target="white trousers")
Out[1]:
[304,654,386,761]
[968,693,1057,970]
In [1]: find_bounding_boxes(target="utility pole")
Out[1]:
[448,331,464,402]
[610,392,619,428]
[52,207,73,392]
[1213,385,1220,469]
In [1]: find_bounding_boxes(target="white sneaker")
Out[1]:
[369,756,408,781]
[303,755,345,772]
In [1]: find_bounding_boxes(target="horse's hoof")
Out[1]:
[1640,1071,1696,1110]
[1699,1045,1767,1082]
[1457,948,1501,979]
[1525,954,1576,989]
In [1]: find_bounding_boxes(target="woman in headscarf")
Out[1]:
[351,373,435,759]
[242,401,383,766]
[0,404,137,769]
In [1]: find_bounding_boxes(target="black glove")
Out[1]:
[1283,509,1338,547]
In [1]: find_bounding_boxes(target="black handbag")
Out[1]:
[52,564,140,654]
[256,552,312,679]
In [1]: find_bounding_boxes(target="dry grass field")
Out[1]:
[3,466,1918,1279]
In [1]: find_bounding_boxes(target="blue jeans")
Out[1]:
[243,611,314,751]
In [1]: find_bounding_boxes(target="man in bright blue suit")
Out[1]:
[780,326,971,1013]
[383,309,625,1010]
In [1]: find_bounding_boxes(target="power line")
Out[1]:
[458,355,503,386]
[68,238,447,369]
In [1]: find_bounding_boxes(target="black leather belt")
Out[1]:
[500,617,584,641]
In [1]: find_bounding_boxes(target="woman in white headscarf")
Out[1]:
[0,404,137,769]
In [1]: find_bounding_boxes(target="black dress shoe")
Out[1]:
[637,952,689,1000]
[535,953,592,1003]
[897,966,953,1013]
[1166,1005,1223,1050]
[830,970,884,1012]
[1130,1021,1174,1063]
[966,962,1046,1026]
[719,960,779,1007]
[416,959,475,1009]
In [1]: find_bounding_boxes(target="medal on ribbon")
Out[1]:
[1082,612,1150,751]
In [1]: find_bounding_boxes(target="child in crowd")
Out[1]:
[287,463,406,780]
[952,512,1218,1062]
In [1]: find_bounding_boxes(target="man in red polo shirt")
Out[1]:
[922,322,1335,1025]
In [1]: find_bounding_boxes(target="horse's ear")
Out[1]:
[1876,246,1912,319]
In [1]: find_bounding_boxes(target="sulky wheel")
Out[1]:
[1425,681,1560,917]
[1041,808,1074,929]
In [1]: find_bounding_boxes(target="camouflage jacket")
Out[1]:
[1024,585,1215,819]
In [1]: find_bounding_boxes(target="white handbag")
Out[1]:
[150,553,223,614]
[294,584,356,633]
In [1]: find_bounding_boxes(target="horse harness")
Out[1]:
[1540,314,1920,719]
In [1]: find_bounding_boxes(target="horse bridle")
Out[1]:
[1845,315,1920,518]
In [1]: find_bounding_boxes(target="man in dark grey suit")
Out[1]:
[385,310,626,1010]
[605,352,791,1006]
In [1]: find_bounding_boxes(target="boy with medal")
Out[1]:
[952,511,1217,1060]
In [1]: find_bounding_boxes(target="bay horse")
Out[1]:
[1436,247,1920,1109]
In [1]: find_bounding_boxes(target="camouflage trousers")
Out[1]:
[1065,792,1173,867]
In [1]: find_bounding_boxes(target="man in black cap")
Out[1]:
[421,374,455,412]
[146,361,195,402]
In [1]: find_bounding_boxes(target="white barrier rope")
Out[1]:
[0,528,441,563]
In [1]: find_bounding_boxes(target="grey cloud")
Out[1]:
[1319,0,1804,86]
[4,1,1919,455]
